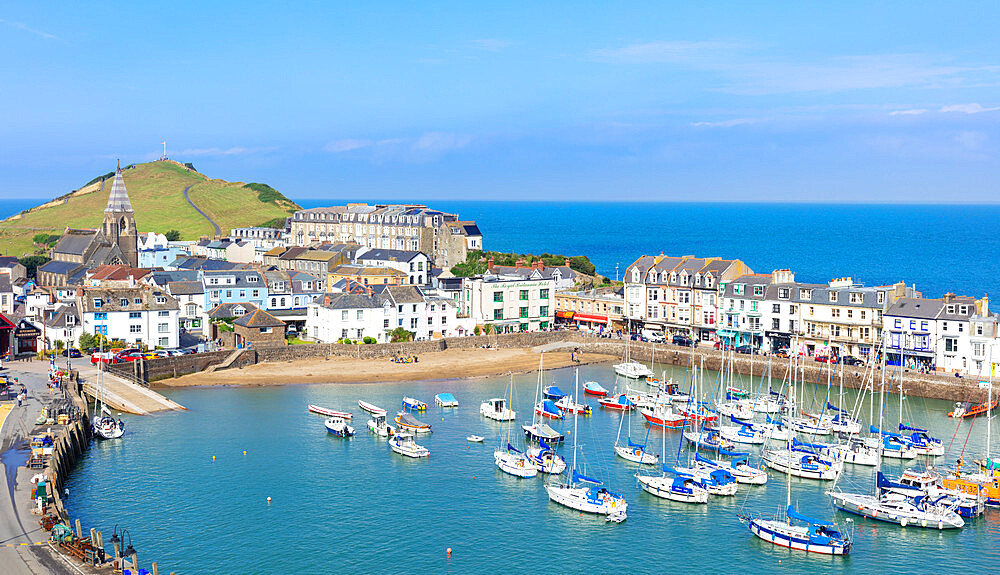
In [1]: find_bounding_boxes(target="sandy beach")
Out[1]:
[156,348,618,387]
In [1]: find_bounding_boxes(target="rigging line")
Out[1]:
[957,415,977,463]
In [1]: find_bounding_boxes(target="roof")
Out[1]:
[371,285,424,304]
[88,264,150,281]
[278,247,309,260]
[207,302,259,319]
[355,249,425,263]
[317,292,384,310]
[234,308,285,328]
[0,256,20,269]
[105,167,134,213]
[329,265,407,277]
[264,247,287,257]
[52,229,99,256]
[167,281,205,295]
[78,286,178,313]
[170,257,241,271]
[38,260,84,275]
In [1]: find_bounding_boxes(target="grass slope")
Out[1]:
[0,161,300,257]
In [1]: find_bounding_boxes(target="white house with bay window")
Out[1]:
[77,286,180,348]
[459,273,555,332]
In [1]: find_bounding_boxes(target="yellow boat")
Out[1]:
[941,459,1000,507]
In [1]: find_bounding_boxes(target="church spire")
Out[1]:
[105,161,134,213]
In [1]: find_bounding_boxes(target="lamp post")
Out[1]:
[109,524,122,559]
[121,529,137,572]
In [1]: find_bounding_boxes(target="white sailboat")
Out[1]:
[495,374,537,478]
[614,322,654,379]
[92,341,124,440]
[613,406,658,465]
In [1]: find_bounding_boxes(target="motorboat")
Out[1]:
[583,381,609,397]
[480,398,516,421]
[890,469,984,518]
[467,435,485,442]
[495,444,538,478]
[543,385,567,401]
[308,405,353,419]
[402,397,427,411]
[598,394,635,411]
[389,432,429,458]
[640,404,686,429]
[535,399,565,420]
[325,416,355,437]
[367,413,395,437]
[614,360,654,379]
[395,411,432,433]
[522,422,565,444]
[434,393,459,407]
[949,399,999,418]
[555,395,592,415]
[358,400,386,415]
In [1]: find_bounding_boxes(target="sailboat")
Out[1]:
[739,374,853,555]
[522,354,566,443]
[942,361,1000,507]
[526,439,567,474]
[614,322,654,379]
[613,407,658,465]
[495,374,537,478]
[92,341,124,440]
[546,369,628,521]
[694,452,767,485]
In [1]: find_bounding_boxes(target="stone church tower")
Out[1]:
[102,162,138,267]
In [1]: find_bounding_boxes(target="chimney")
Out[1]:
[515,259,527,269]
[564,258,571,267]
[534,261,544,271]
[324,295,330,306]
[942,293,954,303]
[487,257,495,269]
[981,294,989,316]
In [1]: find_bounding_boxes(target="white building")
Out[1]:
[354,249,431,285]
[460,273,555,333]
[77,286,180,348]
[306,292,390,343]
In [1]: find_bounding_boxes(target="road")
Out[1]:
[183,184,221,235]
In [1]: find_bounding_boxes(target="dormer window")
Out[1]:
[120,298,128,307]
[960,305,968,314]
[877,291,885,304]
[695,274,701,286]
[800,289,812,299]
[156,296,166,304]
[248,276,258,282]
[829,292,838,303]
[753,285,763,297]
[134,298,141,305]
[947,305,955,314]
[681,274,689,286]
[670,272,677,282]
[93,299,102,308]
[706,276,713,288]
[631,269,640,283]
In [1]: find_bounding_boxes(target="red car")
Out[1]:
[116,350,145,362]
[814,355,831,363]
[714,341,735,351]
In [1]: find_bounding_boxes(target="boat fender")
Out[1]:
[921,519,927,527]
[900,518,907,527]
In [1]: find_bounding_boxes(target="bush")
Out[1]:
[19,255,51,279]
[32,233,60,247]
[244,183,287,205]
[259,217,287,229]
[164,229,181,241]
[388,327,414,343]
[184,162,197,172]
[78,332,95,350]
[473,325,481,336]
[363,336,377,344]
[54,340,65,350]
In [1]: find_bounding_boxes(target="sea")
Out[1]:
[63,362,1000,573]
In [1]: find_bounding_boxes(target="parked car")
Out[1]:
[61,348,82,358]
[714,341,735,351]
[773,348,789,358]
[672,335,694,347]
[814,355,831,363]
[642,329,666,343]
[838,355,865,366]
[117,351,146,362]
[735,345,758,355]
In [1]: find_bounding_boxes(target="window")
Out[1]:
[772,318,780,330]
[410,318,418,329]
[356,310,363,320]
[800,289,812,299]
[809,306,814,316]
[861,311,866,320]
[828,292,838,303]
[159,337,168,346]
[678,291,690,304]
[130,324,141,333]
[540,306,549,316]
[973,342,985,356]
[427,316,433,325]
[158,323,168,333]
[342,329,348,338]
[778,288,790,299]
[384,319,390,328]
[772,304,780,313]
[494,309,503,320]
[734,284,744,295]
[832,308,840,318]
[739,300,745,310]
[945,338,958,352]
[519,289,529,301]
[753,285,763,297]
[135,297,142,305]
[520,307,528,318]
[412,304,417,313]
[493,292,503,303]
[648,289,659,301]
[520,323,529,332]
[947,305,955,314]
[341,310,348,321]
[226,290,232,298]
[129,311,142,318]
[847,309,853,319]
[789,305,797,315]
[976,323,984,336]
[158,311,169,317]
[877,291,885,304]
[252,290,259,298]
[212,291,220,299]
[540,289,549,300]
[120,298,128,307]
[94,312,107,320]
[832,325,841,337]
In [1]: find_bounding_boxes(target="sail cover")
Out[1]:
[540,399,562,417]
[826,402,847,414]
[787,505,833,526]
[627,437,646,449]
[899,422,928,433]
[572,469,602,485]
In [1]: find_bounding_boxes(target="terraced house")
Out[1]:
[288,203,482,269]
[460,271,555,333]
[77,285,179,348]
[623,254,752,339]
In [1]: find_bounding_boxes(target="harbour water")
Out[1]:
[64,361,1000,573]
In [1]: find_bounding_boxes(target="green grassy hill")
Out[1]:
[0,160,300,257]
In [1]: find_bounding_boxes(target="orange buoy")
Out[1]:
[446,548,452,556]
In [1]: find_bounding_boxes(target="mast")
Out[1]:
[572,368,579,478]
[876,333,887,490]
[786,361,794,524]
[988,347,994,463]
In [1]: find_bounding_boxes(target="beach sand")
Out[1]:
[156,348,618,387]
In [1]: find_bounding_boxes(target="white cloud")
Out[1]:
[940,103,1000,114]
[955,130,987,150]
[691,118,761,128]
[889,108,928,116]
[590,41,732,64]
[324,139,372,153]
[413,132,472,152]
[178,146,274,157]
[0,18,58,40]
[323,133,473,161]
[470,39,513,52]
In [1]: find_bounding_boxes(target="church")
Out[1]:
[37,163,139,286]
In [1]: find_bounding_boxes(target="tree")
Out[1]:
[78,332,95,351]
[19,255,51,279]
[54,340,65,351]
[473,325,481,336]
[164,229,181,241]
[388,327,414,343]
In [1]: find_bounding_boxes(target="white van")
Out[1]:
[641,329,665,343]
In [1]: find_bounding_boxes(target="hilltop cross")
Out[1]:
[160,141,168,161]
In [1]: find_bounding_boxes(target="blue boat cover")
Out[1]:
[899,422,928,433]
[616,395,634,407]
[627,438,646,449]
[583,381,608,393]
[869,425,900,437]
[544,386,566,398]
[437,393,457,402]
[766,414,782,425]
[539,439,552,451]
[876,471,920,493]
[787,505,833,526]
[540,399,563,418]
[671,476,691,490]
[573,469,602,485]
[730,415,753,428]
[694,452,714,466]
[826,402,847,414]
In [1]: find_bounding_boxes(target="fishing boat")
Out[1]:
[434,393,459,407]
[389,432,429,458]
[367,413,395,436]
[694,453,767,485]
[535,399,565,420]
[949,399,999,418]
[555,395,592,415]
[583,381,609,397]
[645,376,663,388]
[598,393,635,411]
[325,416,355,437]
[308,405,353,419]
[943,459,1000,508]
[546,368,628,521]
[640,404,686,429]
[395,411,432,433]
[523,422,565,444]
[543,385,567,401]
[402,397,427,411]
[480,398,516,421]
[662,382,691,404]
[358,400,386,415]
[527,440,567,474]
[628,387,671,410]
[367,413,395,437]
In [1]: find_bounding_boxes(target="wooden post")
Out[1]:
[75,518,82,539]
[151,562,159,575]
[131,552,138,573]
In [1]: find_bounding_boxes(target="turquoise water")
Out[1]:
[65,362,1000,573]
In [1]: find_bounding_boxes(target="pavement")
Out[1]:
[74,362,185,415]
[0,360,90,574]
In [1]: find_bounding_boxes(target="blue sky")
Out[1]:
[2,1,999,202]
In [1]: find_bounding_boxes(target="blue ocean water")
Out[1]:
[64,362,1000,574]
[299,200,1000,299]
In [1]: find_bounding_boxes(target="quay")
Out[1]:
[0,360,172,574]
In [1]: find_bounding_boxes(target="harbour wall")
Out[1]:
[136,332,985,402]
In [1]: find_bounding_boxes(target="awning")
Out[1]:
[556,311,575,319]
[574,313,608,324]
[716,330,736,338]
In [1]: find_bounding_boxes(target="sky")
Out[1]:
[1,1,999,203]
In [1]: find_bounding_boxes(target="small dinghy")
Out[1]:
[583,381,609,397]
[535,399,565,420]
[308,405,353,419]
[598,394,635,411]
[358,400,386,415]
[402,397,427,411]
[467,435,485,442]
[435,393,459,407]
[543,385,567,401]
[390,432,429,458]
[325,416,355,437]
[395,411,432,433]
